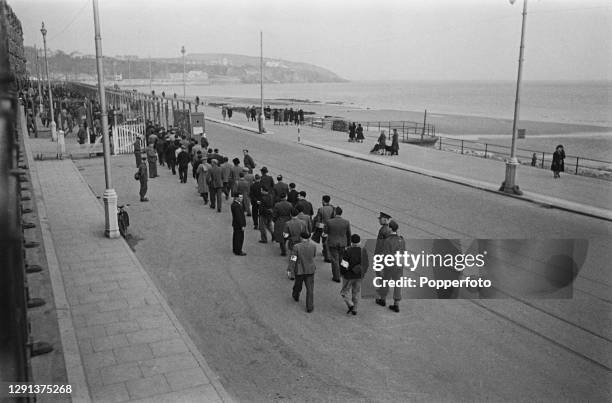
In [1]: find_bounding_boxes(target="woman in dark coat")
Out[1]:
[551,145,565,178]
[390,129,399,156]
[356,124,364,142]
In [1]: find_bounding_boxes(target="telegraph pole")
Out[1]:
[92,0,119,238]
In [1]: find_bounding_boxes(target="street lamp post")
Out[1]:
[92,0,119,238]
[34,45,43,116]
[181,46,186,100]
[501,0,527,196]
[40,22,56,141]
[259,30,265,134]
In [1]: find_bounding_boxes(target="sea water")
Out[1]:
[147,80,611,161]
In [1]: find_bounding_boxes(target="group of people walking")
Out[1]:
[132,127,407,316]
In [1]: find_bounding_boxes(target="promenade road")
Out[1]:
[73,119,611,402]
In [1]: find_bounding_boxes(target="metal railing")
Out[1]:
[436,136,612,180]
[304,117,436,138]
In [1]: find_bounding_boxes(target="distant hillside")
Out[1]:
[23,47,347,84]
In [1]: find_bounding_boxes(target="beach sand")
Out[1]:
[205,95,611,136]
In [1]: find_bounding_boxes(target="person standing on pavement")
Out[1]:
[551,145,565,179]
[260,167,274,193]
[231,193,247,256]
[146,143,158,178]
[133,136,142,168]
[284,209,307,279]
[273,175,289,204]
[391,129,399,156]
[375,220,406,313]
[250,174,263,229]
[356,124,364,143]
[295,191,314,218]
[258,188,274,243]
[156,134,166,166]
[137,157,149,202]
[220,157,232,200]
[340,234,368,315]
[207,159,224,212]
[177,145,190,183]
[236,172,251,217]
[243,149,256,172]
[273,193,293,256]
[196,155,210,204]
[229,158,243,194]
[313,195,335,262]
[290,232,317,313]
[287,183,299,206]
[325,207,352,283]
[165,138,177,175]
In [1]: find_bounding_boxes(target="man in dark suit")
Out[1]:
[231,193,247,256]
[260,166,274,194]
[258,188,274,243]
[287,183,299,205]
[249,174,263,229]
[243,149,256,172]
[313,195,335,262]
[272,193,293,256]
[295,191,314,217]
[325,206,352,282]
[206,159,224,212]
[291,232,317,313]
[273,175,289,204]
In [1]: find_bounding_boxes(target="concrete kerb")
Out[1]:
[299,140,612,222]
[24,134,92,402]
[63,160,235,403]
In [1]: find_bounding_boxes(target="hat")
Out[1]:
[351,234,361,244]
[378,212,391,219]
[389,220,399,231]
[261,166,268,173]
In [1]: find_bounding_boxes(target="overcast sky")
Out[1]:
[11,0,612,81]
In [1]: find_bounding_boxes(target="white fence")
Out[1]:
[112,123,145,155]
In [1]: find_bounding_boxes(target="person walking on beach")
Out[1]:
[391,129,399,156]
[137,158,149,202]
[290,231,317,313]
[340,234,368,315]
[551,145,565,178]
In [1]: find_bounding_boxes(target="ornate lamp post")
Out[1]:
[181,45,186,99]
[40,22,56,141]
[501,0,527,195]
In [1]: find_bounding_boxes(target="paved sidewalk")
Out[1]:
[205,108,612,221]
[24,136,232,402]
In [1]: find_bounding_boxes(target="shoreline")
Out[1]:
[203,95,611,136]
